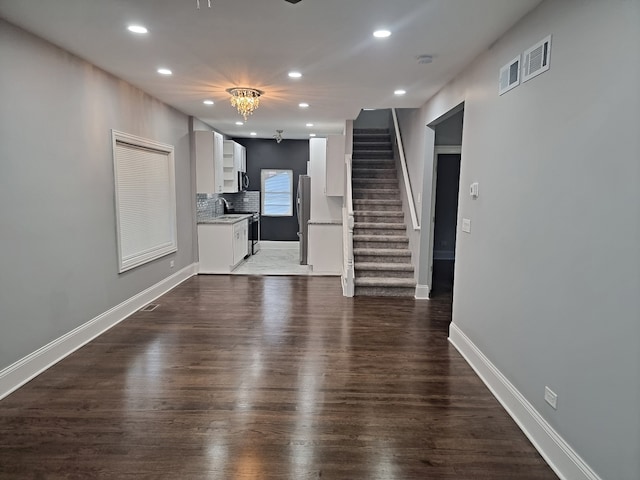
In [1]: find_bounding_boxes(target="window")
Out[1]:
[112,130,177,273]
[261,169,293,216]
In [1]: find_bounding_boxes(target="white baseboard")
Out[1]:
[448,323,601,480]
[0,263,198,401]
[260,241,299,249]
[414,284,431,299]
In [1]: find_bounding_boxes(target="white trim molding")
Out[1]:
[0,263,198,401]
[414,284,431,300]
[449,323,602,480]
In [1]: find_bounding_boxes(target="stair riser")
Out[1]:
[354,129,389,135]
[354,227,406,235]
[352,152,394,160]
[353,191,400,200]
[354,286,415,297]
[352,178,398,186]
[353,199,402,210]
[354,216,404,224]
[355,270,414,279]
[352,159,396,167]
[352,172,397,181]
[353,140,391,152]
[354,240,408,249]
[354,253,410,264]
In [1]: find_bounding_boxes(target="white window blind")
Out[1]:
[261,169,293,216]
[112,130,177,273]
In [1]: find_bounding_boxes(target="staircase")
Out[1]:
[351,128,415,297]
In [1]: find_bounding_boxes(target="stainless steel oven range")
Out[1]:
[232,211,260,255]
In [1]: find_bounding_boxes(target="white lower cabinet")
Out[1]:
[198,219,248,273]
[232,220,248,266]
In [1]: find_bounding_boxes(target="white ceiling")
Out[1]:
[0,0,542,139]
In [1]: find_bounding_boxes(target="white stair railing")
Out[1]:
[391,108,420,231]
[342,152,355,297]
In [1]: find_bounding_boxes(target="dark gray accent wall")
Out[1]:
[232,138,309,241]
[0,19,195,371]
[433,154,461,259]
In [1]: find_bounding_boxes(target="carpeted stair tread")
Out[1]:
[355,262,414,271]
[353,248,411,256]
[352,178,398,185]
[353,198,401,203]
[354,212,405,223]
[354,277,415,287]
[354,205,404,217]
[353,187,400,194]
[354,222,406,229]
[352,157,395,163]
[353,234,408,242]
[352,168,396,174]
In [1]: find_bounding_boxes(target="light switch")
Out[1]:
[470,182,479,198]
[462,218,471,233]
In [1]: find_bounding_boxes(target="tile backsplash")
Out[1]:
[196,191,260,221]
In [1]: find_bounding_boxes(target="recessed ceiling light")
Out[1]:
[203,100,214,105]
[288,71,302,78]
[394,89,406,95]
[373,29,391,38]
[127,25,148,34]
[299,103,309,108]
[235,121,244,126]
[309,133,317,137]
[306,123,314,127]
[250,132,257,136]
[157,68,172,75]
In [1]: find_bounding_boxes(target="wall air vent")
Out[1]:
[499,55,521,95]
[522,35,552,83]
[140,304,159,312]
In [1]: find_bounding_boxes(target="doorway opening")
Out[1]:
[428,107,464,297]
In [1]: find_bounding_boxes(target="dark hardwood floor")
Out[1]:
[0,275,557,479]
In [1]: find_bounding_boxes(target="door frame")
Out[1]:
[426,145,462,297]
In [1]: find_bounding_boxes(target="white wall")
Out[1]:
[0,20,196,372]
[401,0,640,478]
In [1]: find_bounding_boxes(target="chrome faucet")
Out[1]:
[217,196,230,214]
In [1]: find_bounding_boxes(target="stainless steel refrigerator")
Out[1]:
[296,175,311,265]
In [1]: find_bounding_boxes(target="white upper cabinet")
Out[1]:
[195,131,224,193]
[223,140,247,192]
[325,134,345,197]
[234,141,246,173]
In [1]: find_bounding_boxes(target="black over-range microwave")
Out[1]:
[238,172,249,191]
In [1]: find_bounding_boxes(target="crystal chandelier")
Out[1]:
[226,87,263,121]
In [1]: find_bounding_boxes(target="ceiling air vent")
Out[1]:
[499,55,521,95]
[522,35,552,83]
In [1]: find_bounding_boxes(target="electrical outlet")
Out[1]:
[462,218,471,233]
[170,260,175,268]
[544,386,558,409]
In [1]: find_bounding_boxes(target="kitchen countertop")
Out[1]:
[197,214,252,225]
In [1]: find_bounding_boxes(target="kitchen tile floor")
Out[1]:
[232,241,311,276]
